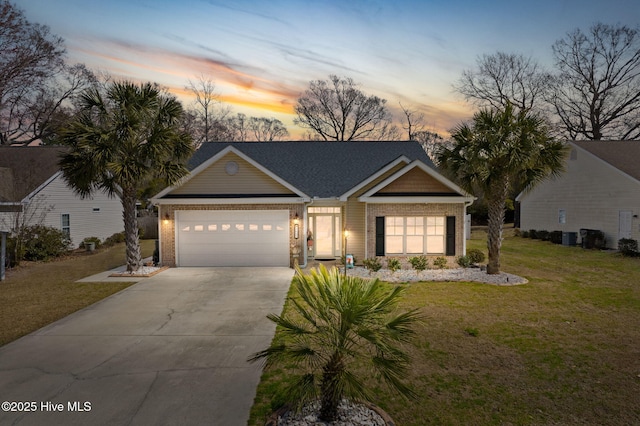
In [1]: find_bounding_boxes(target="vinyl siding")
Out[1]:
[377,167,454,193]
[169,152,296,196]
[519,147,640,248]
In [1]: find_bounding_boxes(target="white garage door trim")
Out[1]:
[176,210,290,267]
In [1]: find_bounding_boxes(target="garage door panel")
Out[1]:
[176,210,290,267]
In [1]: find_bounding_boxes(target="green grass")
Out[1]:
[249,227,640,425]
[0,240,155,346]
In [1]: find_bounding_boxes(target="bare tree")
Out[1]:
[455,52,548,114]
[414,130,447,162]
[0,0,67,145]
[547,23,640,140]
[400,102,427,140]
[185,74,228,145]
[248,117,289,141]
[294,75,391,141]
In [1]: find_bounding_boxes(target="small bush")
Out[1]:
[433,256,448,269]
[550,231,563,244]
[456,255,471,268]
[513,228,521,237]
[363,257,382,273]
[387,258,401,273]
[537,230,550,241]
[103,232,126,247]
[529,229,538,239]
[81,236,102,250]
[521,230,530,238]
[467,248,485,264]
[408,255,429,273]
[618,238,639,257]
[20,225,71,261]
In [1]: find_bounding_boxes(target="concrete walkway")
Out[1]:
[0,267,294,426]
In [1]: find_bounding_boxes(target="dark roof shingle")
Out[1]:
[189,141,434,198]
[572,141,640,181]
[0,146,68,202]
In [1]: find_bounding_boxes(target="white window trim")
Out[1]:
[61,213,70,236]
[385,216,445,255]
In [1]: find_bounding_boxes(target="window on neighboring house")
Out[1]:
[61,214,70,237]
[559,209,566,224]
[385,216,444,255]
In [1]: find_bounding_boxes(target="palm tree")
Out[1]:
[59,81,193,271]
[437,103,567,274]
[248,265,420,422]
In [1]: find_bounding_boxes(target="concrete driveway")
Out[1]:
[0,267,293,426]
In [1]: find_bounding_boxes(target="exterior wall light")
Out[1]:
[163,213,170,225]
[293,213,300,239]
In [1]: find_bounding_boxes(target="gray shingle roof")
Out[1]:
[188,141,434,198]
[0,146,68,202]
[572,141,640,181]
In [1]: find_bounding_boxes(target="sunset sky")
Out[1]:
[17,0,639,138]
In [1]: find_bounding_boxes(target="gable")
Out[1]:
[359,161,474,203]
[376,166,456,195]
[167,152,297,197]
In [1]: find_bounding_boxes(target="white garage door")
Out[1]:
[176,210,290,267]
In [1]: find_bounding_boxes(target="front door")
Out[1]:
[308,207,341,259]
[619,210,633,240]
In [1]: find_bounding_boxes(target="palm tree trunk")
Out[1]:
[319,351,344,421]
[486,181,509,275]
[121,187,141,272]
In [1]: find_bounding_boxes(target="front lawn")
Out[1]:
[249,228,640,425]
[0,240,155,347]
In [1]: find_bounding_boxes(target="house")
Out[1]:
[516,141,640,249]
[152,141,475,267]
[0,146,123,247]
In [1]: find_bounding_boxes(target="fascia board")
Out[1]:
[338,155,411,201]
[153,197,308,205]
[358,160,474,200]
[151,145,309,202]
[360,196,476,204]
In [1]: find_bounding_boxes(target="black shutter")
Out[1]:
[375,216,385,256]
[446,216,456,256]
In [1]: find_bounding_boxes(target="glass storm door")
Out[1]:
[308,207,341,258]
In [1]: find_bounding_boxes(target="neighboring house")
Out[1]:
[516,141,640,249]
[0,146,123,247]
[152,141,475,267]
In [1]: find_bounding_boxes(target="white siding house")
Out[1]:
[517,141,640,249]
[0,147,123,247]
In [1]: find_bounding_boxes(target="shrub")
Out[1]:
[550,231,563,244]
[408,255,428,273]
[103,232,125,247]
[529,229,538,239]
[387,257,401,273]
[81,236,102,250]
[456,255,471,268]
[521,230,530,238]
[20,225,71,261]
[467,248,485,264]
[433,256,448,269]
[618,238,639,257]
[537,230,550,241]
[363,257,382,273]
[513,228,521,237]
